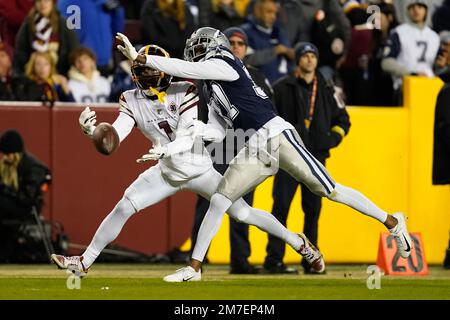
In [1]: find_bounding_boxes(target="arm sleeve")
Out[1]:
[112,94,136,142]
[203,108,228,143]
[144,56,239,81]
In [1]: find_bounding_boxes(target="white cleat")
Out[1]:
[163,266,201,282]
[390,212,413,258]
[297,233,326,273]
[50,254,88,277]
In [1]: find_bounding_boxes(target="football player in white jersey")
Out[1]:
[382,0,440,90]
[115,28,413,282]
[50,44,325,277]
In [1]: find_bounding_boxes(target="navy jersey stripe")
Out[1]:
[283,130,333,194]
[290,130,335,189]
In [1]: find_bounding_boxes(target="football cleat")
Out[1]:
[51,254,88,277]
[390,212,413,258]
[297,233,325,273]
[163,266,201,282]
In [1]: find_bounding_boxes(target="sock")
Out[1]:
[328,183,388,223]
[82,197,136,268]
[191,193,232,262]
[246,208,303,251]
[228,199,303,251]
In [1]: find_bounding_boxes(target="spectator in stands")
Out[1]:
[394,0,443,27]
[0,42,15,100]
[433,0,450,33]
[242,0,295,84]
[122,0,147,19]
[68,47,111,103]
[382,0,440,103]
[14,51,73,102]
[367,1,398,106]
[253,0,350,82]
[0,129,50,262]
[310,1,351,82]
[110,57,135,102]
[13,0,79,76]
[0,0,34,50]
[264,43,350,274]
[434,32,450,82]
[209,0,245,31]
[339,3,373,105]
[58,0,125,76]
[0,129,50,218]
[141,0,197,59]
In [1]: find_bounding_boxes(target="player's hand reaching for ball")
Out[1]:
[79,107,97,137]
[116,32,141,62]
[137,138,167,163]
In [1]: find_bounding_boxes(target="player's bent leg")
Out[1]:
[278,129,412,258]
[51,196,136,276]
[185,150,272,265]
[227,199,302,253]
[327,184,412,258]
[278,130,335,198]
[227,199,325,272]
[52,165,179,273]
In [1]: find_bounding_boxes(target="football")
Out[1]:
[92,122,120,155]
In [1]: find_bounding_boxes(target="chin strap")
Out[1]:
[149,87,167,103]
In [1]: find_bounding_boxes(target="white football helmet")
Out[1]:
[184,27,231,62]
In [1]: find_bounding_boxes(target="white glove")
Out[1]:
[79,107,96,136]
[116,32,138,61]
[196,120,224,142]
[190,120,206,138]
[136,138,167,163]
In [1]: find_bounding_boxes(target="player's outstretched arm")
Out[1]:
[115,32,238,81]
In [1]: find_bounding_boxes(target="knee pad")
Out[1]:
[114,196,138,219]
[228,199,251,223]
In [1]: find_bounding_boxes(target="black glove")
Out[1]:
[103,0,121,12]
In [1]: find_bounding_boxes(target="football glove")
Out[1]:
[79,107,96,136]
[136,138,167,163]
[116,32,138,62]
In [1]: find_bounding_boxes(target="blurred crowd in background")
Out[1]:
[0,0,449,106]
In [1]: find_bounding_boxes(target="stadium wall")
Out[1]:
[0,77,448,264]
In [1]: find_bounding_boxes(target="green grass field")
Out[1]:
[0,264,449,300]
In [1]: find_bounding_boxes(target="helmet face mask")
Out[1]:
[184,27,230,62]
[131,45,173,91]
[131,64,164,89]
